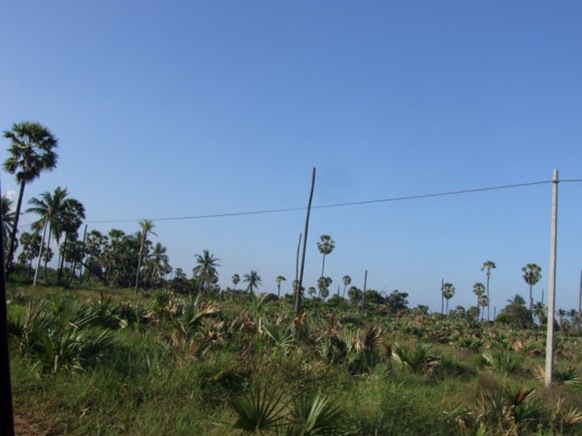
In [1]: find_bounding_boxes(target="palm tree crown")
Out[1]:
[522,263,542,310]
[3,121,58,271]
[442,282,455,315]
[193,250,220,294]
[26,187,84,284]
[244,270,262,294]
[317,234,335,277]
[276,275,286,298]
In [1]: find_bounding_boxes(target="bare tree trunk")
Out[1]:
[33,222,48,286]
[5,179,25,275]
[295,168,316,316]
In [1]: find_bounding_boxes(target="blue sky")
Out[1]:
[1,1,582,312]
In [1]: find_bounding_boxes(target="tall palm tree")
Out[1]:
[275,275,286,298]
[473,282,485,317]
[317,234,335,278]
[522,263,542,310]
[134,219,157,290]
[342,275,351,298]
[1,196,15,254]
[193,250,220,295]
[26,187,70,285]
[3,121,58,272]
[231,273,240,290]
[243,270,262,295]
[481,260,496,320]
[442,282,455,315]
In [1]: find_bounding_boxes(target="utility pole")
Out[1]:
[545,169,559,387]
[296,168,316,316]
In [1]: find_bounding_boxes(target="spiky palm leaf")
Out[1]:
[288,394,352,435]
[231,386,285,434]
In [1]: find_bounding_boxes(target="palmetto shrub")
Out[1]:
[481,350,523,375]
[535,365,582,388]
[9,298,112,373]
[391,342,441,375]
[230,385,354,435]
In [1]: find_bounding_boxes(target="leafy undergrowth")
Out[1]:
[7,285,582,435]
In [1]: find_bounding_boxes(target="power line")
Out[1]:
[82,179,553,224]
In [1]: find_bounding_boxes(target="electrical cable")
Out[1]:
[81,179,554,224]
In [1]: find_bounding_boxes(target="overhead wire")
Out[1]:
[80,179,554,224]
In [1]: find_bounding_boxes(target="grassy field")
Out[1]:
[6,283,582,435]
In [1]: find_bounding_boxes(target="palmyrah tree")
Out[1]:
[244,270,262,295]
[17,231,41,278]
[522,263,542,310]
[1,196,15,256]
[342,275,351,298]
[193,250,220,295]
[276,275,286,298]
[473,282,485,319]
[231,273,240,290]
[481,260,496,320]
[317,276,332,300]
[57,197,85,280]
[317,234,335,278]
[134,219,157,291]
[26,187,77,285]
[3,121,58,273]
[478,294,490,321]
[442,283,455,315]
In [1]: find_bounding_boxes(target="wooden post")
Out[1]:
[362,269,368,310]
[296,168,316,316]
[545,169,559,387]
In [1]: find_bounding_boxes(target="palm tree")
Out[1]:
[193,250,220,294]
[231,273,240,290]
[26,187,70,284]
[481,260,496,320]
[442,283,455,315]
[533,301,547,326]
[473,282,485,319]
[342,275,351,298]
[134,219,156,291]
[522,263,542,310]
[3,121,58,272]
[244,270,262,295]
[275,275,286,298]
[478,294,490,321]
[1,196,15,254]
[57,197,85,280]
[148,242,169,287]
[316,234,335,278]
[17,231,41,278]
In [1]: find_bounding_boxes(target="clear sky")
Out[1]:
[1,1,582,313]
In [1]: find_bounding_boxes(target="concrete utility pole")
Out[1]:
[545,169,559,387]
